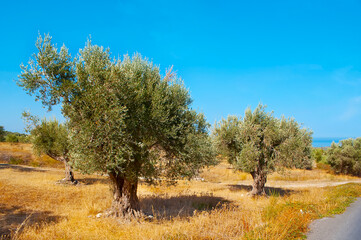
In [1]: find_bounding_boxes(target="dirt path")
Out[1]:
[267,179,361,189]
[217,179,361,193]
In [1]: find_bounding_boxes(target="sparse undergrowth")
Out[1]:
[1,144,360,239]
[0,142,62,168]
[1,162,361,240]
[200,161,358,183]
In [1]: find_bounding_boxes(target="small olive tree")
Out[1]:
[18,34,216,217]
[23,112,76,183]
[0,126,5,142]
[213,104,313,196]
[327,138,361,176]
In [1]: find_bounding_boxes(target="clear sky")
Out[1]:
[0,0,360,138]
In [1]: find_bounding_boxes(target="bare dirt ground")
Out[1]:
[268,179,361,189]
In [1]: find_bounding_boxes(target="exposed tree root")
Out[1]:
[55,178,78,185]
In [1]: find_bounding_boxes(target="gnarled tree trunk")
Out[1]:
[108,171,141,218]
[63,159,75,182]
[250,169,267,196]
[52,155,77,184]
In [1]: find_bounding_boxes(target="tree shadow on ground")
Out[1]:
[0,204,62,239]
[76,177,110,185]
[228,184,298,196]
[0,164,47,173]
[140,194,230,219]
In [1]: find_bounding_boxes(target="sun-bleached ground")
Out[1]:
[1,143,361,240]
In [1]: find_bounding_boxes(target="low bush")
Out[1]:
[327,138,361,176]
[312,148,328,164]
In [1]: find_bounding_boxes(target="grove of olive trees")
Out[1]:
[17,33,320,218]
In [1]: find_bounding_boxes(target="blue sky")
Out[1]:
[0,0,360,138]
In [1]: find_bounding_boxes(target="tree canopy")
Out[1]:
[327,138,361,176]
[22,112,76,182]
[18,34,216,217]
[0,126,5,142]
[213,104,313,196]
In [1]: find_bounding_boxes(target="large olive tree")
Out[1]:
[22,112,76,183]
[213,104,313,196]
[18,34,216,217]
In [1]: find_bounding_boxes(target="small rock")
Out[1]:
[96,213,102,218]
[193,177,205,181]
[143,214,154,221]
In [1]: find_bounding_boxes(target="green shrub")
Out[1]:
[0,126,5,142]
[5,134,19,143]
[312,148,327,164]
[9,156,24,165]
[17,135,30,143]
[327,138,361,176]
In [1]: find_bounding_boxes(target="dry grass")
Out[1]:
[269,169,358,182]
[0,165,360,239]
[0,142,62,168]
[1,144,361,239]
[200,161,252,182]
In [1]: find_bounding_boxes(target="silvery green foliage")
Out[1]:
[213,104,313,175]
[18,34,75,111]
[327,138,361,176]
[22,112,69,159]
[18,34,216,182]
[0,126,5,142]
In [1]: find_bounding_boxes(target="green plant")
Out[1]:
[17,135,30,143]
[327,138,361,176]
[22,112,76,183]
[312,148,328,164]
[213,104,313,196]
[9,156,24,165]
[5,134,19,143]
[18,34,217,218]
[0,126,5,142]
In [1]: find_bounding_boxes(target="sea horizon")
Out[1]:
[312,137,356,148]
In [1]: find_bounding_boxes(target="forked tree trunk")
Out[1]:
[250,169,267,196]
[108,172,141,218]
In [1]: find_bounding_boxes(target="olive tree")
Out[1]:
[327,138,361,176]
[213,104,313,196]
[0,126,5,142]
[22,112,76,183]
[18,34,216,217]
